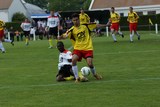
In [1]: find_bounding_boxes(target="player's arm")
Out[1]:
[134,12,139,20]
[58,30,71,40]
[20,23,23,29]
[106,18,111,26]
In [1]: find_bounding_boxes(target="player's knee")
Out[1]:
[56,75,64,82]
[88,64,93,68]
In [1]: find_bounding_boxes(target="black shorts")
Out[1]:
[56,65,74,77]
[49,27,58,37]
[23,31,30,37]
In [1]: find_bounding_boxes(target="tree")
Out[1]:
[24,0,49,9]
[48,0,91,11]
[12,12,26,22]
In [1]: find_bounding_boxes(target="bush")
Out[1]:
[5,22,22,31]
[12,12,26,22]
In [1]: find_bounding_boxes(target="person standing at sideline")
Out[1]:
[107,7,124,42]
[20,18,31,46]
[79,8,90,25]
[0,19,14,53]
[58,13,105,83]
[127,7,140,42]
[47,10,60,49]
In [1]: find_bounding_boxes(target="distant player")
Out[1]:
[79,8,90,24]
[56,41,88,82]
[107,7,124,42]
[0,19,14,53]
[20,18,31,46]
[47,10,60,49]
[127,7,140,42]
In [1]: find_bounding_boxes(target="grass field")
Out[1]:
[0,31,160,107]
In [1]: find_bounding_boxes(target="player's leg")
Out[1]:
[86,57,102,80]
[111,29,117,42]
[0,40,5,53]
[53,26,58,43]
[135,31,140,40]
[129,24,134,42]
[72,54,80,82]
[24,31,29,46]
[0,30,6,53]
[4,38,14,46]
[48,28,53,48]
[134,24,140,40]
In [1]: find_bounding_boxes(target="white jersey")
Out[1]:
[47,16,59,28]
[58,50,72,70]
[21,22,31,31]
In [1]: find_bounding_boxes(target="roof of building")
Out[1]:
[0,0,45,14]
[0,0,13,9]
[24,3,46,14]
[90,0,160,10]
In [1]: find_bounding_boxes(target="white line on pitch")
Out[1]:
[0,77,160,90]
[95,50,160,55]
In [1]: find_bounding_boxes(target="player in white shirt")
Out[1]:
[56,41,74,81]
[56,41,89,82]
[47,10,60,48]
[20,18,31,46]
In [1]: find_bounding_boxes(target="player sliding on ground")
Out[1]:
[56,41,88,82]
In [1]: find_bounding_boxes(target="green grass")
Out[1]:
[0,31,160,107]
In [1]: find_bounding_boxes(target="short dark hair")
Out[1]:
[57,41,64,47]
[111,7,114,9]
[71,13,79,19]
[130,7,133,10]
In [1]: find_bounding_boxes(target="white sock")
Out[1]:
[72,65,79,79]
[130,34,133,41]
[118,31,123,35]
[136,32,140,37]
[4,39,11,42]
[112,34,117,41]
[90,67,96,75]
[0,42,5,52]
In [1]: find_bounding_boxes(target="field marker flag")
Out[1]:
[149,18,153,25]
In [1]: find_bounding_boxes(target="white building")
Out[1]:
[89,0,160,16]
[0,0,46,22]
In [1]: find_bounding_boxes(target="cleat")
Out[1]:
[94,74,102,80]
[48,46,53,49]
[25,42,29,46]
[121,34,124,38]
[11,41,14,46]
[138,35,140,40]
[75,77,80,83]
[114,40,117,42]
[2,51,6,53]
[80,76,89,82]
[130,41,134,43]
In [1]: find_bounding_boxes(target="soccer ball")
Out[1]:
[81,66,91,76]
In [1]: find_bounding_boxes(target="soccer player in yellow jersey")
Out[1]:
[0,20,14,53]
[59,13,105,83]
[127,7,140,42]
[108,7,124,42]
[79,8,90,24]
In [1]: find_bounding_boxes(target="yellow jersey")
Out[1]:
[0,20,5,30]
[79,13,90,24]
[127,12,139,23]
[67,23,96,51]
[110,12,120,23]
